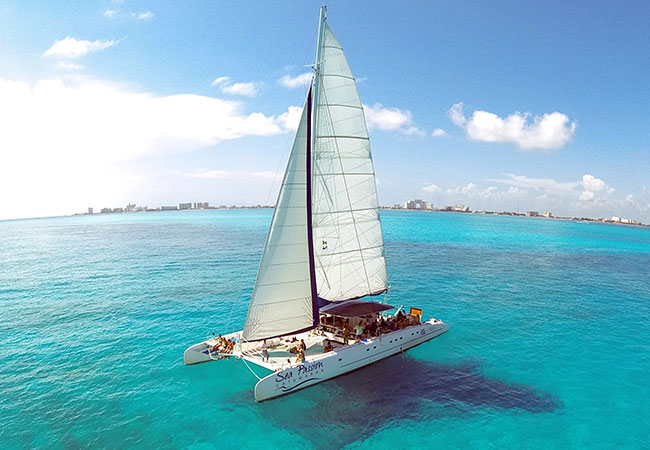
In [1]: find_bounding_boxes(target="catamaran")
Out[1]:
[184,6,449,402]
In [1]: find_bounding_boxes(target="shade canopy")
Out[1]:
[319,299,394,318]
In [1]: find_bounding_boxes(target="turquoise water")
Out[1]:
[1,210,649,449]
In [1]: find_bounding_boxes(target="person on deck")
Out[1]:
[369,319,377,337]
[342,322,350,344]
[261,339,269,362]
[323,340,333,353]
[299,339,307,351]
[296,350,305,363]
[354,323,364,341]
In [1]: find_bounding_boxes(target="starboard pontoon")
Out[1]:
[184,6,449,402]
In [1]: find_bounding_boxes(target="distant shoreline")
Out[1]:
[379,207,650,228]
[2,206,647,229]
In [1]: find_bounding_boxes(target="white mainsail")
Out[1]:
[311,22,389,301]
[242,91,317,341]
[242,8,388,341]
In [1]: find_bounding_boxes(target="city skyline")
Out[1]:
[1,1,649,222]
[70,198,649,227]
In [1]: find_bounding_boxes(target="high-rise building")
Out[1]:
[403,199,433,210]
[87,207,93,214]
[179,203,192,210]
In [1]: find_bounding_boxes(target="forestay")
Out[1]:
[312,22,389,302]
[242,91,317,341]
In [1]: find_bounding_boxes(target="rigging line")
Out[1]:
[320,83,373,295]
[241,357,263,381]
[263,22,317,207]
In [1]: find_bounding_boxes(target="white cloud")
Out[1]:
[57,61,85,70]
[448,102,576,150]
[44,37,116,59]
[433,182,525,204]
[364,103,411,131]
[211,76,259,97]
[582,174,611,193]
[493,173,579,194]
[446,182,477,196]
[579,190,595,202]
[579,174,613,202]
[495,173,616,205]
[221,82,259,97]
[276,105,303,131]
[278,73,312,88]
[133,11,153,20]
[422,184,440,193]
[104,7,153,21]
[363,103,425,136]
[0,77,298,220]
[432,128,447,137]
[211,76,230,86]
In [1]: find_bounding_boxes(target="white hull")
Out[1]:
[183,331,241,366]
[254,319,449,401]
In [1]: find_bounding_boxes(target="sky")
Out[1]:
[0,0,649,222]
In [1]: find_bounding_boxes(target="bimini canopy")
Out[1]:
[319,299,393,318]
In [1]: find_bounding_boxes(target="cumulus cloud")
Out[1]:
[44,37,116,59]
[582,174,611,193]
[211,76,260,97]
[431,128,447,137]
[422,184,440,193]
[446,182,477,196]
[0,77,298,220]
[363,103,424,135]
[579,190,595,202]
[276,105,303,131]
[364,103,411,130]
[278,73,312,88]
[426,182,525,204]
[222,82,259,97]
[104,9,117,18]
[448,102,576,150]
[580,174,613,202]
[495,173,615,205]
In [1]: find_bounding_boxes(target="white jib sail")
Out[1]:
[242,92,316,341]
[312,22,389,302]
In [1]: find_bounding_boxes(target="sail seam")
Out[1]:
[317,244,384,257]
[321,73,352,80]
[313,206,378,214]
[317,135,369,140]
[310,173,375,177]
[319,103,364,110]
[254,296,311,306]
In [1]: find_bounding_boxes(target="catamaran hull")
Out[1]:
[254,320,449,402]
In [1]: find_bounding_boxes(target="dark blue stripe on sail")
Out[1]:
[305,86,320,328]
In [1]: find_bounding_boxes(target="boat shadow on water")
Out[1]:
[234,354,561,447]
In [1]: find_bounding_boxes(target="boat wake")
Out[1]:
[235,355,561,447]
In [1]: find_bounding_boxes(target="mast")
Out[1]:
[312,5,327,144]
[305,87,319,327]
[305,4,327,322]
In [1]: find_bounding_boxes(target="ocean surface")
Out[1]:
[1,209,650,449]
